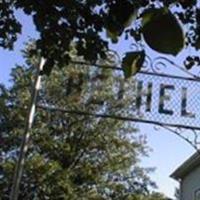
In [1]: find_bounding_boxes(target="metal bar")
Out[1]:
[37,104,200,131]
[139,71,200,82]
[10,58,46,200]
[70,60,121,71]
[153,56,200,80]
[161,125,200,152]
[70,60,200,82]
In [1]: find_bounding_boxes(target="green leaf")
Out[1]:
[105,1,137,42]
[106,29,119,43]
[122,51,145,78]
[142,8,184,55]
[195,36,200,50]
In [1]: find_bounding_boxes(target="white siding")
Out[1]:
[181,166,200,200]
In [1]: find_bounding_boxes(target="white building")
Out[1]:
[171,152,200,200]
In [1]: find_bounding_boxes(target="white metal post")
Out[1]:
[10,58,46,200]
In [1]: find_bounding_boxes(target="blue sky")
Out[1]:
[0,11,196,199]
[0,11,38,84]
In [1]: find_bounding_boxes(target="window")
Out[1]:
[195,189,200,200]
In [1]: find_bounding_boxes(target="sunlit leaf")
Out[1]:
[122,51,145,78]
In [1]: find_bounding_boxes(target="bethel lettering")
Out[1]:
[135,81,195,118]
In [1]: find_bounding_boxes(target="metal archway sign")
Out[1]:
[10,54,200,200]
[51,55,200,131]
[35,55,200,150]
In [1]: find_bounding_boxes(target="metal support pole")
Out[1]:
[10,58,46,200]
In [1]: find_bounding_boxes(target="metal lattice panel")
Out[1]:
[130,72,200,130]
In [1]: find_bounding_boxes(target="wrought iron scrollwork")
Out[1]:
[45,47,200,152]
[102,50,121,67]
[159,125,200,151]
[141,56,200,80]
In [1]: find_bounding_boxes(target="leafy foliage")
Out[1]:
[0,48,156,199]
[116,191,168,200]
[0,0,21,50]
[105,1,136,43]
[1,0,200,74]
[145,192,167,200]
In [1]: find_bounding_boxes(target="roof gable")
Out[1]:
[171,152,200,180]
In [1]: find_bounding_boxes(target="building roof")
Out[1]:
[171,151,200,181]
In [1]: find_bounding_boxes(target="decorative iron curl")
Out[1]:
[144,56,200,79]
[158,125,200,152]
[150,56,168,74]
[140,56,168,73]
[142,55,153,72]
[130,43,144,52]
[98,49,121,67]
